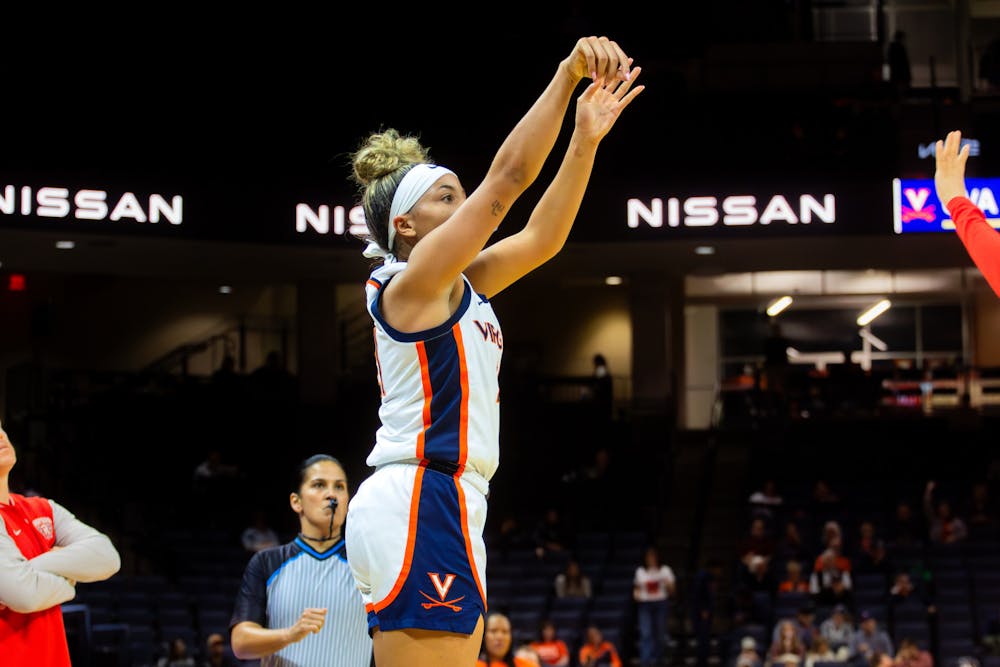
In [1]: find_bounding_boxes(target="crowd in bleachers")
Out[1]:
[61,469,1000,667]
[6,359,995,666]
[722,473,1000,667]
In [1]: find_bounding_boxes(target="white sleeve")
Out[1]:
[0,516,76,613]
[28,501,121,583]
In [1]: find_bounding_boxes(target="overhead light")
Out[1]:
[218,285,233,294]
[604,276,623,286]
[766,296,793,317]
[55,240,76,250]
[694,246,716,256]
[857,299,891,326]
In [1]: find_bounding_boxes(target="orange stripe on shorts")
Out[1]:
[372,464,425,613]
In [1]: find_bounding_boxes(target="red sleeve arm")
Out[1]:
[948,196,1000,297]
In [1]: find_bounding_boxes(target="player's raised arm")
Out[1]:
[385,37,635,309]
[935,129,1000,296]
[466,67,644,298]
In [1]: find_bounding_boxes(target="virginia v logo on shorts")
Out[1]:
[420,572,464,612]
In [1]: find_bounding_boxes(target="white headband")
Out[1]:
[363,163,455,263]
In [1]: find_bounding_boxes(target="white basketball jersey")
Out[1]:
[364,261,503,484]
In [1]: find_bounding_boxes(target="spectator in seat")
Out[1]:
[775,521,809,567]
[778,560,811,595]
[893,638,932,667]
[157,637,196,667]
[768,619,807,667]
[815,524,848,568]
[477,611,539,667]
[749,479,784,508]
[772,605,819,653]
[851,521,878,562]
[529,619,570,667]
[740,518,777,565]
[849,611,893,667]
[886,501,924,549]
[810,548,854,610]
[515,644,543,666]
[819,604,855,656]
[750,479,785,527]
[888,572,936,638]
[199,633,238,667]
[533,508,572,561]
[240,510,280,554]
[923,481,967,545]
[737,636,764,667]
[578,624,623,667]
[740,554,779,596]
[554,557,592,599]
[853,536,893,586]
[805,636,840,667]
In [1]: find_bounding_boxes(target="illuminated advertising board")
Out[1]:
[626,193,837,229]
[893,177,1000,234]
[0,174,896,245]
[0,177,362,246]
[607,180,891,240]
[0,185,183,225]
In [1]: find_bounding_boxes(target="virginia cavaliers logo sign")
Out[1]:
[32,517,54,540]
[900,187,937,223]
[420,572,464,612]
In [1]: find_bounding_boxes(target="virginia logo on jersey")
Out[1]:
[473,320,503,350]
[420,572,464,612]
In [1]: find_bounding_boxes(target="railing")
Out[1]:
[144,332,236,377]
[716,362,1000,425]
[881,372,1000,412]
[142,317,294,378]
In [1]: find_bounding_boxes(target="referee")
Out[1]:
[231,454,372,666]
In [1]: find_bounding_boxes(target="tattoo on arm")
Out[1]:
[491,200,505,217]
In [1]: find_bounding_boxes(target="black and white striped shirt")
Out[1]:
[232,537,372,667]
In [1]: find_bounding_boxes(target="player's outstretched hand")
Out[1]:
[935,130,970,206]
[563,36,633,85]
[574,66,645,144]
